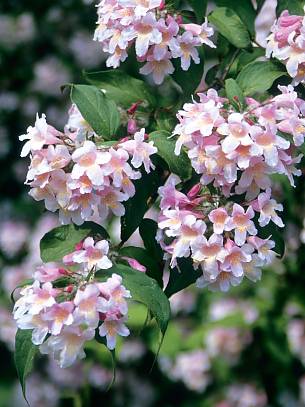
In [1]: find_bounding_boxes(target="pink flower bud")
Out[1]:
[122,257,146,272]
[159,0,165,10]
[127,119,138,134]
[75,241,83,250]
[176,15,183,25]
[187,183,201,198]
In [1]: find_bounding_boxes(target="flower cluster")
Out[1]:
[266,8,305,85]
[13,237,131,368]
[93,0,215,84]
[157,84,305,291]
[20,106,157,225]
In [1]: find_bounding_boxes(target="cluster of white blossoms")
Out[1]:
[93,0,215,84]
[20,105,157,225]
[266,8,305,85]
[157,84,305,291]
[13,236,131,368]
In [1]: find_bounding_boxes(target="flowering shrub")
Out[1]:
[8,0,305,406]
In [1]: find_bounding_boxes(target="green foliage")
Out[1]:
[189,0,208,22]
[208,7,251,49]
[97,264,170,336]
[14,329,37,403]
[70,84,120,140]
[119,246,163,287]
[84,70,157,108]
[165,258,202,298]
[139,218,163,263]
[237,61,287,95]
[216,0,256,35]
[149,130,192,181]
[121,166,164,243]
[40,222,109,263]
[225,78,245,110]
[276,0,305,16]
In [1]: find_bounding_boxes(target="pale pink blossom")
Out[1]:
[99,316,130,350]
[251,189,284,227]
[226,204,257,246]
[42,302,74,335]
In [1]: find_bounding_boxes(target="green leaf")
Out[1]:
[98,264,170,335]
[139,218,163,263]
[121,166,164,243]
[208,7,251,48]
[40,222,109,263]
[216,0,256,35]
[189,0,208,22]
[172,48,205,100]
[149,130,192,181]
[164,258,202,298]
[84,70,156,108]
[119,246,163,287]
[276,0,305,16]
[225,78,245,110]
[70,84,120,140]
[155,109,177,133]
[15,329,37,403]
[228,48,265,76]
[237,61,287,95]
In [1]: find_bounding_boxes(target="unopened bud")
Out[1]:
[187,183,201,198]
[127,118,138,134]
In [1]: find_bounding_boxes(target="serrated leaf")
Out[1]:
[70,84,120,140]
[121,166,164,243]
[149,130,192,181]
[84,70,156,108]
[139,218,163,263]
[208,7,251,48]
[97,264,170,335]
[225,78,245,110]
[15,329,37,403]
[237,61,287,95]
[276,0,305,16]
[119,246,163,287]
[164,258,201,298]
[40,222,109,263]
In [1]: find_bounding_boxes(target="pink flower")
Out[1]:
[251,189,284,227]
[40,326,95,368]
[140,55,175,85]
[226,204,257,246]
[34,264,62,283]
[247,236,277,264]
[181,19,215,48]
[42,302,74,335]
[99,316,130,350]
[171,31,200,71]
[71,237,113,271]
[122,257,146,272]
[221,239,252,277]
[192,234,227,277]
[134,13,162,57]
[16,313,50,345]
[71,141,111,186]
[19,113,62,157]
[120,128,157,172]
[208,208,230,234]
[218,113,252,154]
[73,284,107,327]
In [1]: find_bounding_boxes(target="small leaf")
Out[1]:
[97,264,170,335]
[139,218,163,263]
[276,0,305,16]
[155,109,177,133]
[208,7,251,48]
[40,222,109,263]
[84,70,157,108]
[121,166,164,243]
[237,61,287,95]
[225,78,245,110]
[70,84,120,140]
[164,258,202,298]
[149,130,192,181]
[119,246,163,287]
[15,329,37,403]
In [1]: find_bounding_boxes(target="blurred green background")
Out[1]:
[2,1,305,406]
